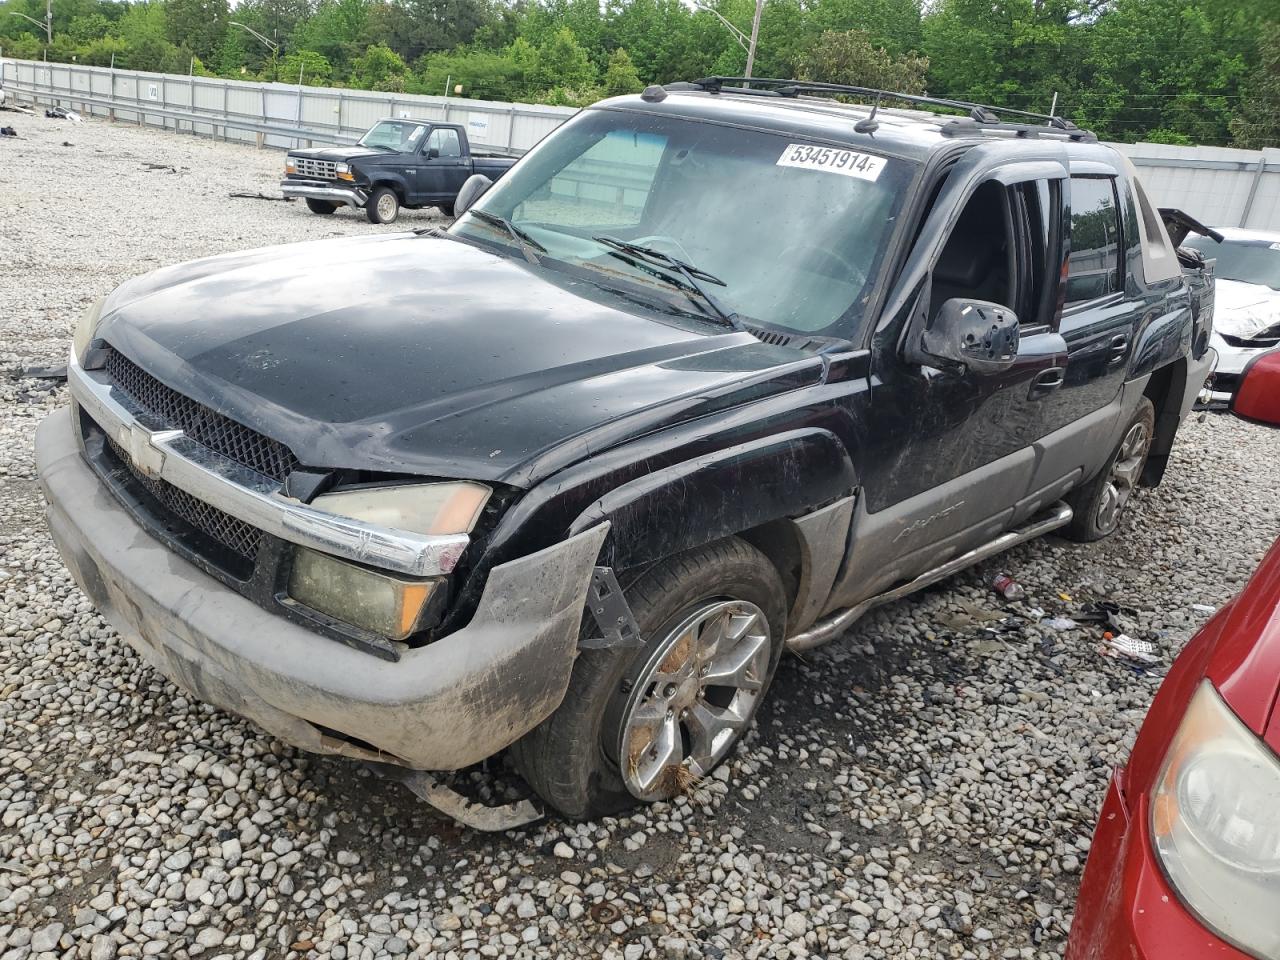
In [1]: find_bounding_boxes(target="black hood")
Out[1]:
[96,234,821,487]
[287,145,388,163]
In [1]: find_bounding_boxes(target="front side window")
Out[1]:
[1183,237,1280,291]
[1066,176,1122,303]
[358,121,427,150]
[451,109,916,337]
[427,127,461,157]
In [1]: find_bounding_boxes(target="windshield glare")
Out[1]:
[451,109,914,336]
[359,120,427,150]
[1186,237,1280,291]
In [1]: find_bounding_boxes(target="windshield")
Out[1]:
[450,109,915,336]
[1184,236,1280,291]
[358,120,427,151]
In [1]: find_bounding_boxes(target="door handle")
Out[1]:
[1029,367,1065,398]
[1108,334,1128,363]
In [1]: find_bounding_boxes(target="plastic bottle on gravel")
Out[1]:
[992,573,1026,601]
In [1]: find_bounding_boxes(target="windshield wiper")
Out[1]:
[592,236,742,330]
[468,209,547,264]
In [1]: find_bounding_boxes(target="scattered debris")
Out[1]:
[0,126,17,138]
[589,902,622,924]
[1192,603,1216,614]
[61,141,74,147]
[1100,633,1160,664]
[45,106,82,123]
[1043,617,1077,631]
[228,191,297,202]
[143,162,178,173]
[0,103,36,115]
[0,860,30,876]
[18,363,68,381]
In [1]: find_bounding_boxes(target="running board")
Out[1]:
[785,501,1074,652]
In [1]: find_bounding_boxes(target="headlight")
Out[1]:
[310,482,490,537]
[288,550,440,641]
[72,296,106,362]
[335,162,354,181]
[1151,680,1280,958]
[287,482,490,639]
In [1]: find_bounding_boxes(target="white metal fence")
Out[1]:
[4,56,1279,230]
[0,57,576,154]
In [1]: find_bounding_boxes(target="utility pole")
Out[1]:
[9,0,52,45]
[744,0,763,80]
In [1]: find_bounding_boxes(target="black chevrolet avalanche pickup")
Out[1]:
[281,118,516,223]
[38,79,1216,824]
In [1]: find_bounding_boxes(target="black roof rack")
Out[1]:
[680,77,1097,141]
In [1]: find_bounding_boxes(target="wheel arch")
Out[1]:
[567,429,857,632]
[1140,357,1187,487]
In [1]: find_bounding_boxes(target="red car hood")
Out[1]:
[1126,536,1280,793]
[1209,535,1280,753]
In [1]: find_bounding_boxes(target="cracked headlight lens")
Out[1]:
[1151,680,1280,958]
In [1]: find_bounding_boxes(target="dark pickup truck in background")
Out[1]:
[41,79,1219,827]
[281,118,516,223]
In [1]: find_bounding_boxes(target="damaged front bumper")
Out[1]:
[280,179,368,208]
[37,407,606,771]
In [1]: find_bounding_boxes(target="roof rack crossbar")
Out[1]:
[689,77,1086,133]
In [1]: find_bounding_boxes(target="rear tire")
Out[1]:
[366,187,400,224]
[305,198,336,215]
[510,537,787,820]
[1064,398,1155,542]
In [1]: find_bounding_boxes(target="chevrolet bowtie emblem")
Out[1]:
[123,423,183,479]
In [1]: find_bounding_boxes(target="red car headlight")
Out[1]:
[1151,680,1280,958]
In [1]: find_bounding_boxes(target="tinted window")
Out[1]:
[428,127,461,158]
[1066,177,1122,303]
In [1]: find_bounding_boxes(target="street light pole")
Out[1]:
[230,21,280,82]
[744,0,763,80]
[9,1,52,45]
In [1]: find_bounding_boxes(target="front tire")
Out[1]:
[436,203,455,218]
[1064,397,1155,542]
[366,187,400,224]
[305,198,336,215]
[511,538,787,820]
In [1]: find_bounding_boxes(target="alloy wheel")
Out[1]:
[1096,421,1150,532]
[618,599,772,801]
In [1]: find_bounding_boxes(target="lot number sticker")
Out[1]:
[776,144,885,181]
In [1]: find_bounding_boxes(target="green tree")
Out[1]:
[799,29,928,92]
[419,46,526,99]
[281,49,333,85]
[1231,21,1280,148]
[162,0,228,62]
[351,41,407,90]
[602,46,644,95]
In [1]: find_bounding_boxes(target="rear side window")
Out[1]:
[1066,176,1122,303]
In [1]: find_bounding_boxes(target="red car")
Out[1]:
[1068,350,1280,960]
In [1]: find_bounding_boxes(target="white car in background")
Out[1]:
[1183,227,1280,405]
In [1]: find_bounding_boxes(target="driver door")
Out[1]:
[829,142,1071,606]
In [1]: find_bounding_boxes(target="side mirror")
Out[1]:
[1231,351,1280,426]
[426,147,440,160]
[455,174,493,217]
[909,298,1020,376]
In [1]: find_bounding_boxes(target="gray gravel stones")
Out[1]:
[3,111,1280,960]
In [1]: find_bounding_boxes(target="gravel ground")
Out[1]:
[3,113,1280,960]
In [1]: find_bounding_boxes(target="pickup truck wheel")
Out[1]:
[436,203,454,218]
[1064,398,1155,542]
[366,187,400,224]
[305,198,336,215]
[510,537,786,820]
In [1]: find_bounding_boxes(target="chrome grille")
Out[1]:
[293,157,337,179]
[107,438,263,564]
[104,349,299,482]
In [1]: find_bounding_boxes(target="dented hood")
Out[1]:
[95,234,820,486]
[1215,279,1280,340]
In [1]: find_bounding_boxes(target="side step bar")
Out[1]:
[785,501,1074,652]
